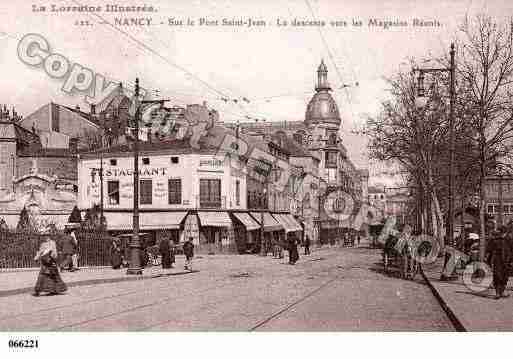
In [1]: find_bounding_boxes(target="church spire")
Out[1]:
[316,59,331,92]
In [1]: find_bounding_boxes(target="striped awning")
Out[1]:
[104,211,188,231]
[272,214,302,233]
[283,214,303,232]
[233,212,260,231]
[250,212,283,232]
[197,211,232,227]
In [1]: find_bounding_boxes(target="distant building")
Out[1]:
[224,61,370,243]
[484,175,513,226]
[0,107,78,229]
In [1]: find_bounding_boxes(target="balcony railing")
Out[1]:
[196,195,226,209]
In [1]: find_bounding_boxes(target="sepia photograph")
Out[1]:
[1,0,513,354]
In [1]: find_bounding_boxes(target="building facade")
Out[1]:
[223,61,370,243]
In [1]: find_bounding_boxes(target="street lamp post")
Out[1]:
[127,78,143,275]
[126,79,171,275]
[415,43,456,280]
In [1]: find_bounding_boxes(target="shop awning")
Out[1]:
[197,211,232,227]
[250,212,283,232]
[283,214,303,232]
[104,211,188,231]
[233,212,260,231]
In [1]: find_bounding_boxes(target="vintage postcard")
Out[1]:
[1,0,513,356]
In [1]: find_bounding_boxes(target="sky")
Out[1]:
[1,0,512,184]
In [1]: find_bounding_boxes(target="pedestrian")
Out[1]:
[169,241,176,268]
[33,234,67,296]
[159,237,172,269]
[487,227,512,299]
[60,229,75,271]
[288,234,299,265]
[70,229,79,271]
[357,233,361,247]
[110,238,123,269]
[304,234,311,255]
[183,238,194,271]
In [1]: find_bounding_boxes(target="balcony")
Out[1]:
[196,195,226,209]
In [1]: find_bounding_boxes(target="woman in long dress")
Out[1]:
[110,238,123,269]
[33,236,67,296]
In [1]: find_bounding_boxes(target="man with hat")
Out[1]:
[487,225,512,299]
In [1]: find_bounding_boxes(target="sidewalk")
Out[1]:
[0,246,336,298]
[0,255,197,297]
[421,259,513,331]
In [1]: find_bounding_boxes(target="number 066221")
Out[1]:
[8,339,39,349]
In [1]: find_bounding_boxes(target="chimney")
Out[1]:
[69,138,79,154]
[90,104,96,115]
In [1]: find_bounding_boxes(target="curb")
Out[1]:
[0,269,199,298]
[420,265,466,332]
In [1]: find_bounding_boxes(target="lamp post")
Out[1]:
[127,78,143,275]
[415,43,456,280]
[126,79,170,275]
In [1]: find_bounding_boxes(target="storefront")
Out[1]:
[104,211,188,246]
[232,212,261,253]
[196,211,234,254]
[250,211,283,252]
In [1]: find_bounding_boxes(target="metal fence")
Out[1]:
[0,231,115,269]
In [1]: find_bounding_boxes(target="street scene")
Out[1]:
[0,243,454,331]
[1,0,513,341]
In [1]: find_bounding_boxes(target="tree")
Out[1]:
[364,60,480,244]
[457,15,513,260]
[68,205,82,223]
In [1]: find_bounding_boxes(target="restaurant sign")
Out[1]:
[103,167,167,177]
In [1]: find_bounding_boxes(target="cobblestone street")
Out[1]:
[0,246,454,331]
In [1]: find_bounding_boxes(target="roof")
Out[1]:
[17,147,74,157]
[79,138,219,158]
[270,132,311,158]
[61,105,100,127]
[0,121,41,146]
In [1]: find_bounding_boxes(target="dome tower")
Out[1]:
[305,60,341,128]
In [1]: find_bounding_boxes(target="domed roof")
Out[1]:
[305,61,341,127]
[305,90,341,127]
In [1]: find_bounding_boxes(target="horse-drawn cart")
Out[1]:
[382,234,419,280]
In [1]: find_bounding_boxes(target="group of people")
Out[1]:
[158,238,195,271]
[268,233,311,264]
[110,237,196,272]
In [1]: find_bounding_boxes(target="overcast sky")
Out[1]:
[1,0,512,183]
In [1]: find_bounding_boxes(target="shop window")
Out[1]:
[168,178,182,205]
[487,204,495,213]
[142,157,150,165]
[140,179,152,205]
[171,156,179,164]
[108,181,120,205]
[200,179,221,208]
[235,180,240,206]
[110,159,117,166]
